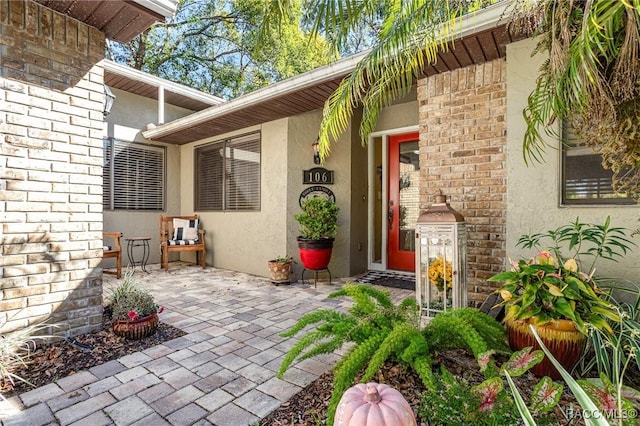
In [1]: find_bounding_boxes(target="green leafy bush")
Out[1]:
[276,284,509,425]
[295,198,339,240]
[489,217,634,335]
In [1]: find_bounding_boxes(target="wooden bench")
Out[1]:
[159,215,206,272]
[103,232,123,279]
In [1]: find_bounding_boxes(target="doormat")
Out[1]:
[354,271,415,291]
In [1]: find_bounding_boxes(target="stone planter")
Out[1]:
[268,260,292,285]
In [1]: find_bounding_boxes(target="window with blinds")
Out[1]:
[103,139,166,211]
[562,124,633,205]
[195,132,261,211]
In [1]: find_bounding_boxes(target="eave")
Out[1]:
[104,60,224,112]
[34,0,178,42]
[143,2,526,145]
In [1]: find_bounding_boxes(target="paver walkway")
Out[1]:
[1,263,412,426]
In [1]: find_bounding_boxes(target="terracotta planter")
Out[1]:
[505,318,586,380]
[113,312,159,340]
[268,260,292,285]
[297,237,334,270]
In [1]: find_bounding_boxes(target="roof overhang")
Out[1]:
[143,2,525,145]
[104,60,224,111]
[34,0,178,42]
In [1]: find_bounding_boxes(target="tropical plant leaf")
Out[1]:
[529,376,563,414]
[501,346,544,377]
[471,376,503,412]
[529,324,610,426]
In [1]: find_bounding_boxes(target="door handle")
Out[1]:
[388,208,394,230]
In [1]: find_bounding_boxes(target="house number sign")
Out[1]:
[303,167,334,185]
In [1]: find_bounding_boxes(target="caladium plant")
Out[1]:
[579,374,639,426]
[472,346,563,418]
[501,346,545,377]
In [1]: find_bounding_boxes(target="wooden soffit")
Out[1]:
[148,23,526,145]
[34,0,171,42]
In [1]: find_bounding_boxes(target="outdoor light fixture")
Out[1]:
[312,138,321,164]
[103,84,116,117]
[415,192,467,323]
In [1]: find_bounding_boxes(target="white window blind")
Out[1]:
[562,124,633,205]
[195,132,261,211]
[103,139,166,211]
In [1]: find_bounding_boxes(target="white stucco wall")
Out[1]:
[174,97,419,281]
[506,38,640,282]
[286,110,355,279]
[374,98,418,133]
[179,122,289,277]
[103,89,194,267]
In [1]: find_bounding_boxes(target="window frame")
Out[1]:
[103,138,167,211]
[560,123,634,206]
[194,131,261,212]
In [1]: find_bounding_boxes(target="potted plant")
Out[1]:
[267,255,293,285]
[295,198,339,270]
[105,270,163,340]
[488,216,633,379]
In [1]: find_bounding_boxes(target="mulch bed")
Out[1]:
[260,350,587,426]
[4,316,636,426]
[1,313,186,399]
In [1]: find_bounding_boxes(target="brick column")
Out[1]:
[1,0,106,336]
[417,59,507,306]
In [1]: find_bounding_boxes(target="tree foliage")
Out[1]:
[261,0,640,201]
[259,0,494,159]
[509,0,640,199]
[108,0,334,99]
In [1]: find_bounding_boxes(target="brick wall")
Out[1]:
[417,58,507,307]
[0,0,106,336]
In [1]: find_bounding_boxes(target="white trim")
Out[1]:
[367,126,420,272]
[103,60,224,106]
[132,0,178,18]
[143,2,511,141]
[158,86,165,124]
[143,52,367,140]
[368,125,419,139]
[367,134,383,271]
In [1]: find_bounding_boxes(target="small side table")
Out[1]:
[125,237,151,273]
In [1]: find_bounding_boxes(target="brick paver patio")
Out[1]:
[1,262,412,426]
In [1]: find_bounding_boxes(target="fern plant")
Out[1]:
[425,308,511,377]
[276,284,510,425]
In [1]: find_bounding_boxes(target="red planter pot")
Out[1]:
[505,318,586,380]
[113,312,159,340]
[297,237,334,270]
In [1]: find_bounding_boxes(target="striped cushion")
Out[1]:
[173,218,199,241]
[167,239,200,246]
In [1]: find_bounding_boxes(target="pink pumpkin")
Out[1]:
[335,382,417,426]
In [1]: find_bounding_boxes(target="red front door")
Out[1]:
[387,132,420,271]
